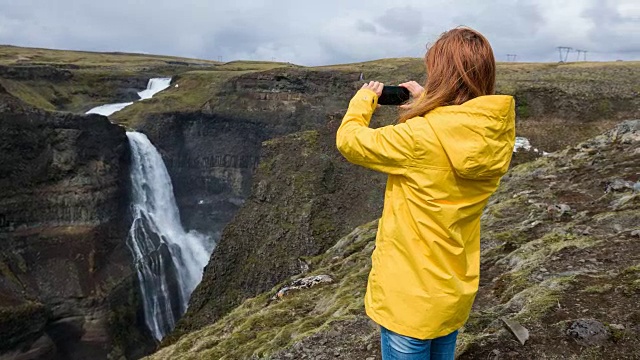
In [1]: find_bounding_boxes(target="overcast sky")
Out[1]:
[0,0,638,65]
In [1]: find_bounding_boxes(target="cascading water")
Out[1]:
[86,77,172,116]
[138,78,172,100]
[126,131,215,341]
[85,78,214,339]
[86,102,134,116]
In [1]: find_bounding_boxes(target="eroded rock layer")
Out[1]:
[0,85,154,360]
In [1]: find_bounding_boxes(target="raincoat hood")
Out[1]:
[427,95,516,179]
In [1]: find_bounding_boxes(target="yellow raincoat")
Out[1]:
[336,89,515,339]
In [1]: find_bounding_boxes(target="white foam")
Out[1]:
[126,131,214,340]
[85,77,172,116]
[138,77,172,100]
[85,102,135,116]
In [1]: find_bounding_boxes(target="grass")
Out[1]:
[0,45,219,69]
[111,70,247,127]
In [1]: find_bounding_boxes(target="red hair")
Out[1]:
[399,27,496,123]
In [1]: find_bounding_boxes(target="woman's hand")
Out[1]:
[361,81,383,97]
[400,81,424,99]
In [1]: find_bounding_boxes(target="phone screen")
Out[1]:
[378,86,411,105]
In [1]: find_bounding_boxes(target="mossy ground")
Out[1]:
[149,221,379,360]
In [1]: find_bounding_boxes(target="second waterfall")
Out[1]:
[126,131,215,341]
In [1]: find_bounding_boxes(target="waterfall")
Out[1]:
[86,77,172,116]
[86,102,134,116]
[126,131,215,341]
[138,78,172,100]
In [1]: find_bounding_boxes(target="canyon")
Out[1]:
[0,46,638,359]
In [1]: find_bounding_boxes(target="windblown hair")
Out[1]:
[399,27,496,123]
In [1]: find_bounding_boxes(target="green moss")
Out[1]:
[0,79,56,110]
[622,264,640,275]
[596,99,613,117]
[464,309,500,333]
[583,283,614,294]
[515,95,530,118]
[513,277,574,323]
[495,269,533,302]
[608,324,627,343]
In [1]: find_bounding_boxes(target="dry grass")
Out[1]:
[0,45,219,69]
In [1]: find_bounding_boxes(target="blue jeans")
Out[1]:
[380,326,458,360]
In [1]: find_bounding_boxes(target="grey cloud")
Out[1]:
[582,0,640,54]
[376,6,424,37]
[356,20,377,34]
[0,0,637,65]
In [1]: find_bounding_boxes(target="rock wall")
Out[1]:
[204,68,367,137]
[0,86,154,359]
[136,112,264,240]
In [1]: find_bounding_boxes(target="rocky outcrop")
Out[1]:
[166,122,388,343]
[0,85,154,359]
[203,67,367,138]
[0,65,73,82]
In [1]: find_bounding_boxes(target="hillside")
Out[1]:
[116,59,640,153]
[0,45,289,113]
[149,120,639,359]
[1,45,639,153]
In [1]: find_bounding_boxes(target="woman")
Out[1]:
[336,27,515,359]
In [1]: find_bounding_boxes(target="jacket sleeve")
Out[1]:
[336,89,415,175]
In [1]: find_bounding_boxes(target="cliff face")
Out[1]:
[136,112,265,239]
[0,86,153,359]
[203,68,364,138]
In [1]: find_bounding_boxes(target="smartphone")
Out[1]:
[378,86,411,105]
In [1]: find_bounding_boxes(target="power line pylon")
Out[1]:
[557,46,572,62]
